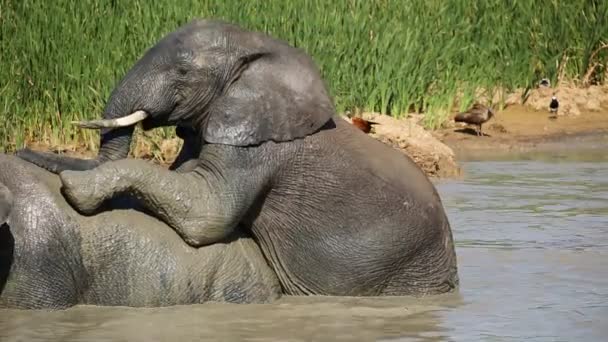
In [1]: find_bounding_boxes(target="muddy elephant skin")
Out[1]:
[0,154,280,310]
[17,19,459,297]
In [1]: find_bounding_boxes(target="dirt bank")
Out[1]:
[342,114,463,179]
[339,85,608,178]
[429,83,608,160]
[434,104,608,158]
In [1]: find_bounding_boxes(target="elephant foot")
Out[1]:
[59,170,112,215]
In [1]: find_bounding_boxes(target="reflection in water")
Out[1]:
[434,150,608,342]
[0,297,462,341]
[1,148,608,341]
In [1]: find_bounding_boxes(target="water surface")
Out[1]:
[1,145,607,341]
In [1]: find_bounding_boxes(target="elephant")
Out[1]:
[17,19,459,297]
[0,153,281,310]
[0,182,11,225]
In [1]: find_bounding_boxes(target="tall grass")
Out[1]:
[1,0,607,151]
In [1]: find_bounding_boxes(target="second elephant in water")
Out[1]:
[0,153,280,309]
[20,19,459,297]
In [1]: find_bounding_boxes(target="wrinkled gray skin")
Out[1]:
[0,153,281,310]
[18,19,459,296]
[0,182,11,225]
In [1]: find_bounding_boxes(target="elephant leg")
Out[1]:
[169,126,203,173]
[59,155,267,248]
[168,143,198,172]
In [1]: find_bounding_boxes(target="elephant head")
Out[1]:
[17,19,336,173]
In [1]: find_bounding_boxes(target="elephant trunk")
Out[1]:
[95,126,135,163]
[15,61,151,174]
[13,96,138,173]
[89,94,134,164]
[87,85,150,164]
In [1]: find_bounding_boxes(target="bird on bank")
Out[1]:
[344,110,379,134]
[549,95,559,119]
[350,117,379,134]
[454,103,495,137]
[539,78,551,88]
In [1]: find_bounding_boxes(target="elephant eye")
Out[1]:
[177,67,188,76]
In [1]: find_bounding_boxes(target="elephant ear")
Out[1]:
[203,49,336,146]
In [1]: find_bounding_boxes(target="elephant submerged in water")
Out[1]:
[17,19,459,297]
[0,153,281,310]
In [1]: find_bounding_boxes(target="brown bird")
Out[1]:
[350,117,379,134]
[454,103,495,137]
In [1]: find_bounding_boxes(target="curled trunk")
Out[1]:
[16,87,137,174]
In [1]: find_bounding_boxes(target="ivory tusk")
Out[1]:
[71,110,149,129]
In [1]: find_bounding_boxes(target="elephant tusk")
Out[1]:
[71,110,149,129]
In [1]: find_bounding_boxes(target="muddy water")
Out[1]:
[1,146,608,341]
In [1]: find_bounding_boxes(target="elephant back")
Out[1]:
[0,154,88,309]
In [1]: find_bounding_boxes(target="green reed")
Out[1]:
[1,0,606,151]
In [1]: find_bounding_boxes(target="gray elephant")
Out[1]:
[17,19,459,297]
[0,153,281,309]
[0,182,11,225]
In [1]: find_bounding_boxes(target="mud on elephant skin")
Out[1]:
[60,119,460,297]
[19,19,459,297]
[0,154,281,310]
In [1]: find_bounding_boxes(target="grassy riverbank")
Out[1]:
[1,0,607,152]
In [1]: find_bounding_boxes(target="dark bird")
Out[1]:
[350,117,379,134]
[549,95,559,119]
[454,103,495,137]
[539,78,551,88]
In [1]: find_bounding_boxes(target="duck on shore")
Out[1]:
[454,103,495,137]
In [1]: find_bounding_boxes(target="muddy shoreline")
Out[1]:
[433,83,608,163]
[434,104,608,165]
[443,129,608,162]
